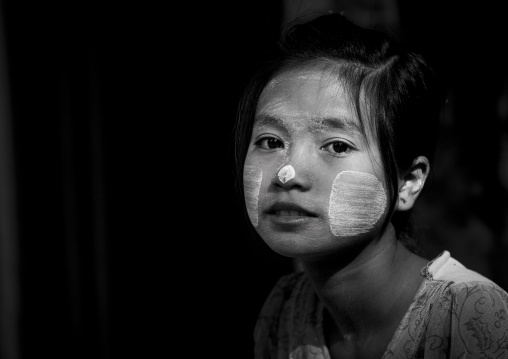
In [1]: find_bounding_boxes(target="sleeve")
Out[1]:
[253,273,302,359]
[448,281,508,357]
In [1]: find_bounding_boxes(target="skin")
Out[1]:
[244,65,430,359]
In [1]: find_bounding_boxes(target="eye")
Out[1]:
[321,141,353,156]
[255,137,285,150]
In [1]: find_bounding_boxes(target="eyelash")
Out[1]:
[321,141,354,156]
[254,136,354,157]
[254,136,284,150]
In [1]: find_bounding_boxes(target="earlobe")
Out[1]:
[396,157,430,212]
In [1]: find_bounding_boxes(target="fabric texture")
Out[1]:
[254,251,508,359]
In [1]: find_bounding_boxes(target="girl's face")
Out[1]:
[243,66,390,258]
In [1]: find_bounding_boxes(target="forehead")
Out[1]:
[256,67,354,122]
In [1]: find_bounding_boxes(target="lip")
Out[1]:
[265,201,318,224]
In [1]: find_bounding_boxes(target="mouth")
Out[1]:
[274,210,312,217]
[267,202,318,218]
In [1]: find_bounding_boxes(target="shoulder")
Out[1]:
[271,271,307,295]
[255,271,311,322]
[445,281,508,356]
[426,251,508,314]
[425,251,508,322]
[428,250,495,285]
[257,272,308,315]
[425,251,508,356]
[253,272,316,359]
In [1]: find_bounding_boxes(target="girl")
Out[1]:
[234,13,508,359]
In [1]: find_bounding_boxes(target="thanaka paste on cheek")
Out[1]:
[328,170,387,236]
[243,165,263,227]
[278,165,295,184]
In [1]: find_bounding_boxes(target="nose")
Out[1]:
[272,163,312,191]
[277,165,296,184]
[272,157,314,191]
[271,142,314,190]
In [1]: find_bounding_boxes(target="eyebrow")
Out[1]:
[311,117,361,134]
[254,115,287,131]
[254,114,361,135]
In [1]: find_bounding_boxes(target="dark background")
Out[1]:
[0,0,507,358]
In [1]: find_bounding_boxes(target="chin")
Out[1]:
[258,222,383,260]
[258,230,356,259]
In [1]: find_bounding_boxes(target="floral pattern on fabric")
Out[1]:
[383,281,508,358]
[254,254,508,359]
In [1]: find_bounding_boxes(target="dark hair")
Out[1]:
[234,13,444,253]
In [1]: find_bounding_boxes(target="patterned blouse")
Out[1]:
[254,251,508,358]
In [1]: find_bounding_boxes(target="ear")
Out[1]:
[396,156,430,211]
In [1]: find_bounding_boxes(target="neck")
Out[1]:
[300,224,428,341]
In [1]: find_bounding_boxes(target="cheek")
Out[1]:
[328,170,387,236]
[243,165,263,227]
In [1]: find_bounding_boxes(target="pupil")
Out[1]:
[268,138,280,149]
[333,142,347,153]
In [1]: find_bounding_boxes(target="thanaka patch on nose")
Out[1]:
[328,171,387,236]
[278,165,295,184]
[243,165,263,227]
